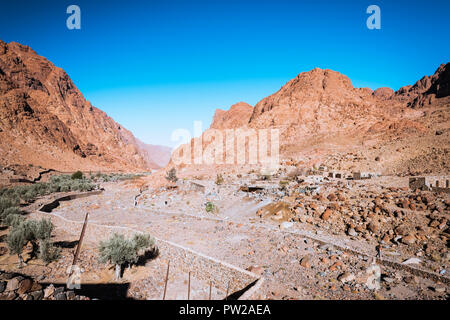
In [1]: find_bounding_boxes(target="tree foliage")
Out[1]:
[98,233,155,267]
[38,239,61,264]
[165,168,178,183]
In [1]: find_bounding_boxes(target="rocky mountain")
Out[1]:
[0,40,167,172]
[210,102,253,129]
[170,63,450,175]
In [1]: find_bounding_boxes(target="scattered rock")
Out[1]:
[320,209,332,221]
[300,255,312,268]
[54,292,67,300]
[17,279,33,295]
[402,257,422,265]
[401,234,416,245]
[338,272,355,283]
[6,277,21,292]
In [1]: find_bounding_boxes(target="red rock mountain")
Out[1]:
[170,63,450,175]
[210,102,253,129]
[0,40,169,172]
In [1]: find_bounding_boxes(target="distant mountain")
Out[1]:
[0,40,161,172]
[135,139,172,169]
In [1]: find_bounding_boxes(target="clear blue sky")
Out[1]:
[1,0,449,147]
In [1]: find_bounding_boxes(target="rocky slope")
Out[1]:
[0,40,164,172]
[170,63,450,175]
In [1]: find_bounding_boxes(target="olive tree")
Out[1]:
[165,168,178,183]
[6,218,56,267]
[98,233,155,281]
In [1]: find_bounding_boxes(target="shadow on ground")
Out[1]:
[136,247,160,266]
[54,240,79,249]
[41,282,134,300]
[225,279,259,300]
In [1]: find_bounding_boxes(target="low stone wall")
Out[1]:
[39,190,104,212]
[155,240,258,295]
[38,211,261,299]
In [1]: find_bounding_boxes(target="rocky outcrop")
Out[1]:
[0,271,90,300]
[0,40,158,172]
[210,102,253,129]
[395,63,450,108]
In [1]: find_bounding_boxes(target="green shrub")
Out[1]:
[7,228,27,255]
[215,173,224,185]
[7,218,56,267]
[1,207,22,224]
[4,214,25,228]
[132,233,155,252]
[0,195,18,213]
[205,202,217,213]
[71,171,83,180]
[98,232,155,280]
[38,239,61,264]
[165,168,178,183]
[33,218,54,240]
[7,227,27,267]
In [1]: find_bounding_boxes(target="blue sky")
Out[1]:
[1,0,449,147]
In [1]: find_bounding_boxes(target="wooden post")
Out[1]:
[225,281,229,300]
[71,212,89,268]
[188,271,191,300]
[163,261,170,300]
[209,281,212,300]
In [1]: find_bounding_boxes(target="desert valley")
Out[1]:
[0,40,448,300]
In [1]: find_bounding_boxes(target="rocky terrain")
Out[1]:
[0,40,448,301]
[1,171,447,300]
[0,40,171,173]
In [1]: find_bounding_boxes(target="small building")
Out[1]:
[409,176,450,193]
[353,172,381,180]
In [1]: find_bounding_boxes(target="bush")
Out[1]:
[71,171,83,180]
[1,207,22,224]
[7,228,27,255]
[38,239,61,264]
[33,218,54,240]
[215,173,224,185]
[98,232,155,280]
[165,168,178,183]
[7,227,27,267]
[205,202,217,213]
[0,195,18,213]
[7,218,57,267]
[132,233,155,252]
[4,214,25,228]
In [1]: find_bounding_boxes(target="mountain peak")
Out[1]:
[210,102,253,130]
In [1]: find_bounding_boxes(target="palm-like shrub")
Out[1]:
[98,233,155,280]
